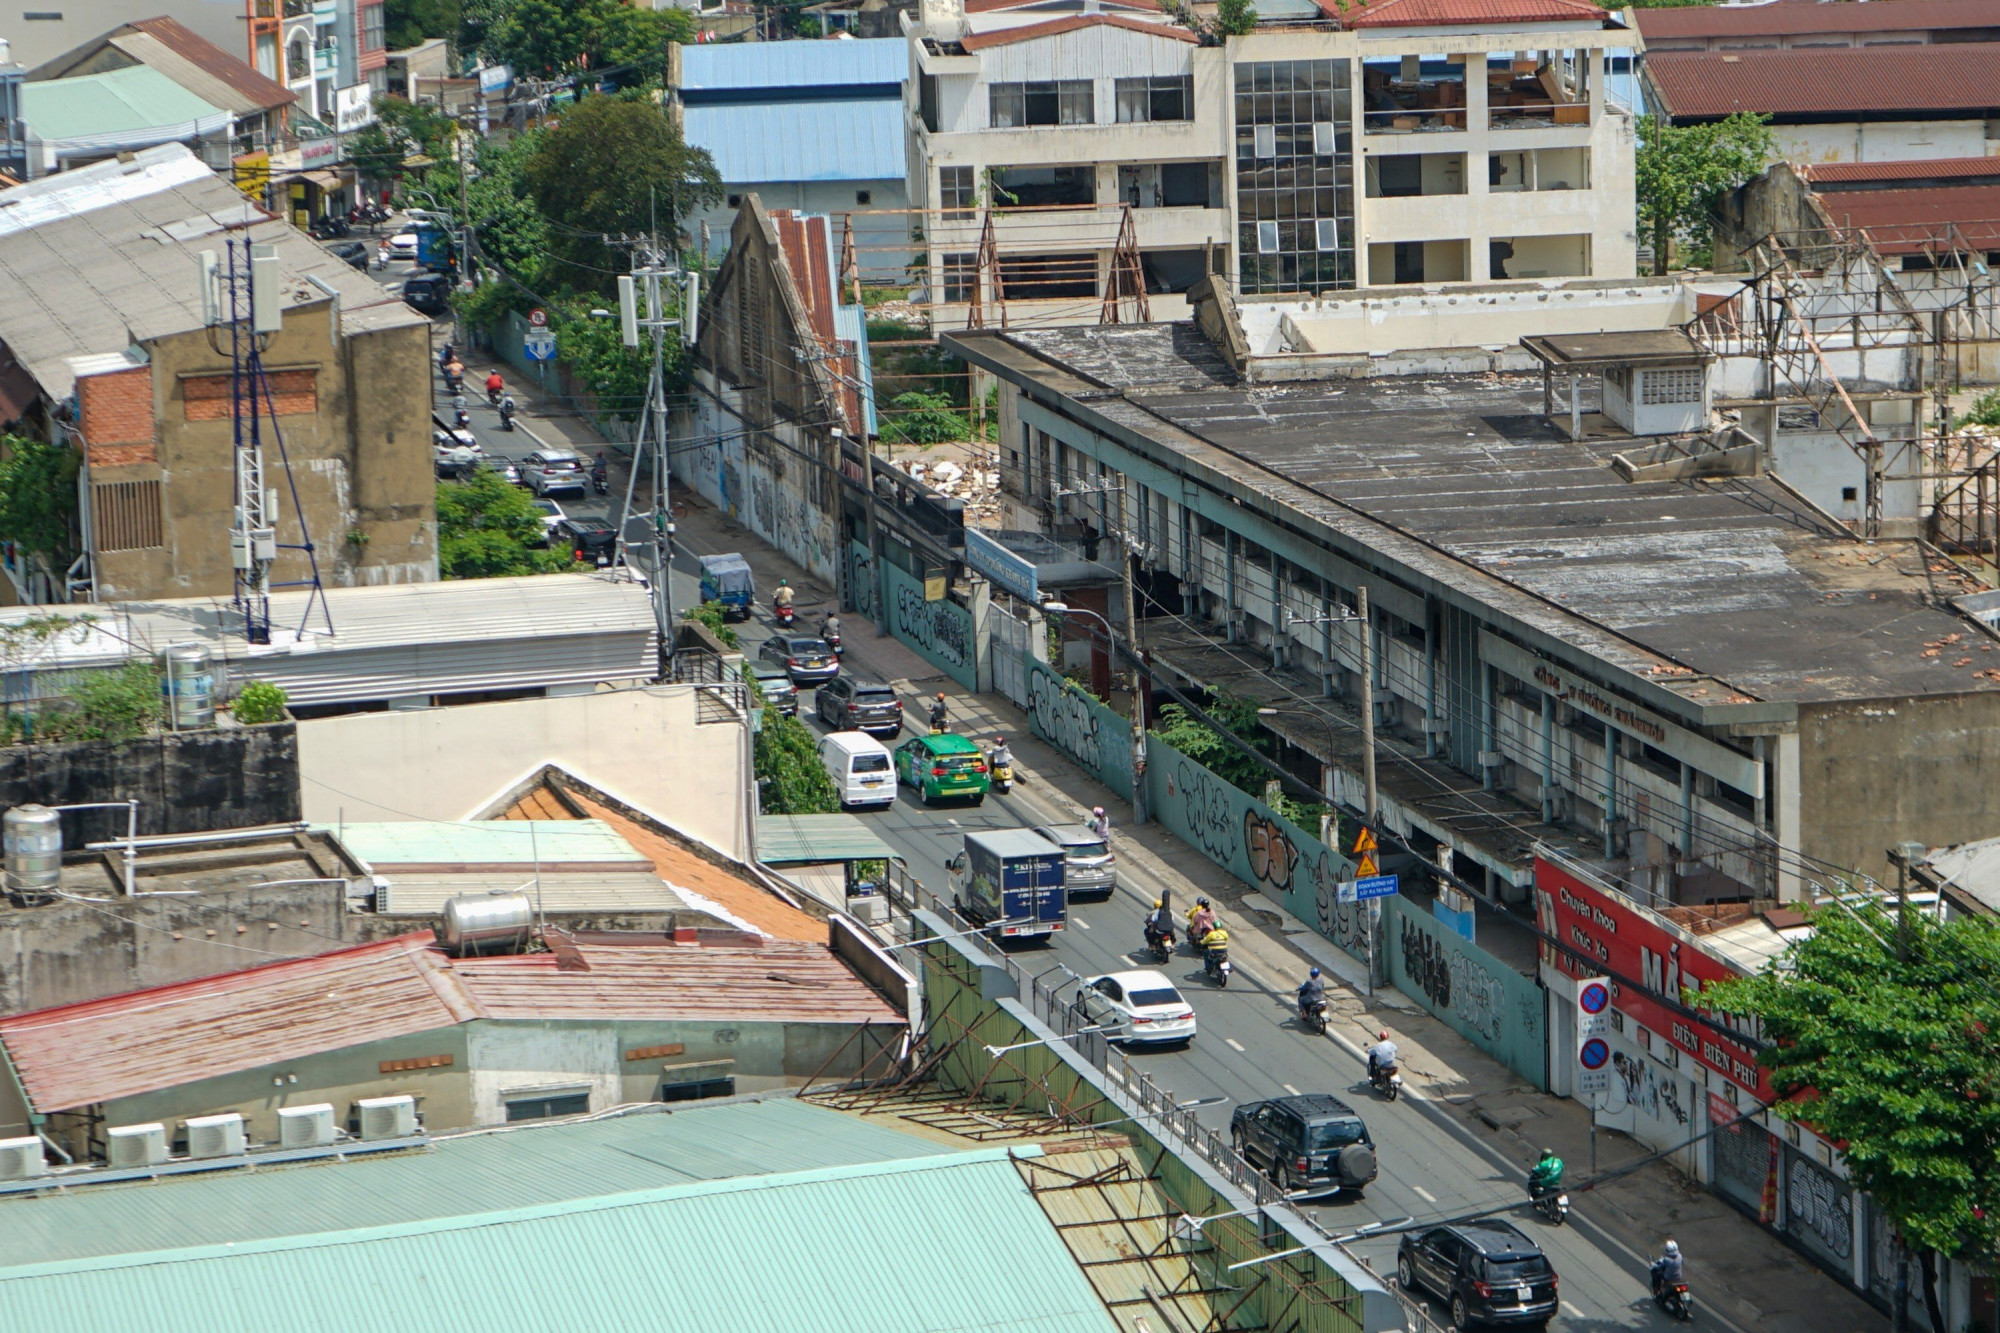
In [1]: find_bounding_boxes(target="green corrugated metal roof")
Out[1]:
[331,819,646,865]
[20,66,226,139]
[0,1148,1119,1333]
[0,1099,945,1268]
[757,813,902,864]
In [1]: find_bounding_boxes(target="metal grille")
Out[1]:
[694,681,748,725]
[1640,367,1702,405]
[91,479,164,552]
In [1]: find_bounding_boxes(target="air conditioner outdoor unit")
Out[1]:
[107,1123,168,1168]
[185,1112,246,1160]
[278,1103,337,1149]
[0,1135,46,1181]
[356,1094,417,1140]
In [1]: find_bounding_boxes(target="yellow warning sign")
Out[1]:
[1352,828,1377,857]
[1357,854,1378,877]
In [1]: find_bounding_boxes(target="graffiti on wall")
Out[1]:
[1171,753,1239,867]
[880,559,976,690]
[1386,898,1547,1089]
[847,541,879,623]
[1023,660,1131,798]
[1787,1154,1854,1260]
[1399,914,1506,1044]
[1611,1048,1689,1127]
[747,465,835,584]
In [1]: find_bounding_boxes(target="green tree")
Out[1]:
[879,391,968,446]
[1634,112,1773,275]
[522,94,721,287]
[1958,388,2000,429]
[1212,0,1257,36]
[0,435,79,587]
[755,703,841,814]
[386,0,463,49]
[231,681,289,725]
[349,96,459,186]
[687,601,740,649]
[1152,694,1327,830]
[1704,907,2000,1333]
[549,297,662,420]
[435,465,577,577]
[46,662,162,743]
[478,0,689,80]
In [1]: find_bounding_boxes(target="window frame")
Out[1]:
[989,79,1094,129]
[1115,74,1193,123]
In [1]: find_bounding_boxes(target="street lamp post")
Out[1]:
[1040,598,1148,827]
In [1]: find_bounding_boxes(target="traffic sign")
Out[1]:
[1352,828,1377,857]
[1355,874,1399,901]
[523,329,557,362]
[1356,854,1378,877]
[1574,975,1613,1096]
[528,306,548,328]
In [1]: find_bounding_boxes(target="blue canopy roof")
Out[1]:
[684,100,906,185]
[679,38,906,93]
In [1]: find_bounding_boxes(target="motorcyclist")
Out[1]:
[1528,1147,1565,1200]
[774,580,795,619]
[443,356,465,393]
[1297,966,1326,1016]
[498,392,517,427]
[1144,895,1174,947]
[929,692,948,732]
[1187,897,1215,942]
[1650,1240,1684,1294]
[987,735,1012,770]
[1367,1029,1399,1081]
[485,370,505,403]
[1200,919,1229,967]
[437,341,455,370]
[1088,805,1111,840]
[819,611,842,640]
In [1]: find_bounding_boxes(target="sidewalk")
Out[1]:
[458,362,1884,1332]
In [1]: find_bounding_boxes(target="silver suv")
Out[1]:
[1031,824,1115,900]
[523,448,585,496]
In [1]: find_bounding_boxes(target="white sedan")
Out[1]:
[1075,970,1197,1046]
[382,231,419,262]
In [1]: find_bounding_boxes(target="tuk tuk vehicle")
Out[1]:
[698,553,756,621]
[894,732,991,806]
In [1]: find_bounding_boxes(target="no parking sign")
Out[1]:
[1576,976,1612,1096]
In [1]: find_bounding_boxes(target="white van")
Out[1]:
[819,732,896,810]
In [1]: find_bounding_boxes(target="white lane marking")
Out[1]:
[947,818,960,826]
[1225,1038,1245,1052]
[1412,1185,1438,1204]
[1561,1302,1584,1318]
[1075,919,1090,930]
[1282,1083,1301,1096]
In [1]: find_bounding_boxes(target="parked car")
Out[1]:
[1396,1221,1558,1331]
[401,270,452,315]
[744,661,798,716]
[529,498,564,547]
[382,230,419,261]
[555,517,618,566]
[1229,1093,1378,1197]
[479,457,521,486]
[893,732,990,806]
[757,633,839,686]
[1073,970,1195,1046]
[1030,823,1116,899]
[814,676,903,738]
[522,449,586,497]
[328,239,369,270]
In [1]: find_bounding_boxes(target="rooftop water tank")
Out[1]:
[159,643,215,729]
[438,891,534,955]
[2,804,61,904]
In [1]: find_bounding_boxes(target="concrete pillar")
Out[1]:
[1603,731,1620,859]
[1775,730,1802,902]
[1224,529,1238,642]
[1541,692,1557,823]
[969,574,993,694]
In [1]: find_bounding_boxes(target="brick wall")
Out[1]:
[75,365,156,465]
[183,369,318,422]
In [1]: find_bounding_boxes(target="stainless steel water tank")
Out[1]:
[438,892,534,955]
[159,644,214,729]
[3,805,62,902]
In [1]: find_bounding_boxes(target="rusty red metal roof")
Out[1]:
[964,0,1158,10]
[1803,156,2000,186]
[1636,0,2000,40]
[1812,185,2000,253]
[125,16,297,114]
[1645,45,2000,119]
[452,939,902,1024]
[958,14,1197,49]
[0,935,897,1114]
[1336,0,1605,25]
[0,934,470,1115]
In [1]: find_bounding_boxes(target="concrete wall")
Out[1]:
[295,686,752,859]
[89,297,436,602]
[1772,119,1991,166]
[0,723,300,845]
[694,177,912,282]
[0,880,385,1018]
[1799,690,2000,881]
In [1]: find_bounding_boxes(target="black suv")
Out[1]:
[555,518,618,566]
[815,676,904,738]
[1230,1093,1377,1196]
[1397,1221,1557,1330]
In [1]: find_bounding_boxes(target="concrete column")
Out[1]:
[1270,558,1283,670]
[969,574,993,694]
[1481,663,1497,790]
[1224,529,1238,642]
[1541,693,1557,823]
[1775,730,1802,902]
[1603,731,1620,859]
[1680,760,1695,857]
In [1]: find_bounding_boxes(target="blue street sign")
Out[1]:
[1355,874,1399,901]
[1579,1037,1611,1071]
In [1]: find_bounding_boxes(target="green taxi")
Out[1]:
[894,733,991,806]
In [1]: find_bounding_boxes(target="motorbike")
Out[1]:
[444,371,463,396]
[1299,994,1328,1035]
[1651,1274,1693,1323]
[987,751,1013,794]
[1369,1060,1403,1101]
[822,628,843,657]
[592,472,609,496]
[498,400,516,432]
[452,407,471,430]
[774,602,797,629]
[1204,945,1232,987]
[486,384,503,409]
[1144,922,1175,965]
[1531,1185,1570,1227]
[309,215,350,240]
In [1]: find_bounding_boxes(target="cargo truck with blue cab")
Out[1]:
[947,829,1066,942]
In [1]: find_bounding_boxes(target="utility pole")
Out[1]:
[1121,531,1147,825]
[1358,584,1377,824]
[618,240,698,663]
[456,123,473,291]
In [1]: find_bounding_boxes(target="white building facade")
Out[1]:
[906,0,1641,328]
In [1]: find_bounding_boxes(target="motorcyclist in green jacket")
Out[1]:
[1528,1147,1565,1199]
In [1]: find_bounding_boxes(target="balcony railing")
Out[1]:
[1489,102,1590,131]
[1362,108,1464,135]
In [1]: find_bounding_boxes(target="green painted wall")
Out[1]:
[1384,898,1547,1090]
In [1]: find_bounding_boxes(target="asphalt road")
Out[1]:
[676,571,1698,1333]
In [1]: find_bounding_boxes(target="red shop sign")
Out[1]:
[1535,856,1772,1099]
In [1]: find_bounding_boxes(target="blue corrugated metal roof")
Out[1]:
[0,1100,949,1269]
[686,99,906,184]
[680,37,906,91]
[0,1149,1124,1333]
